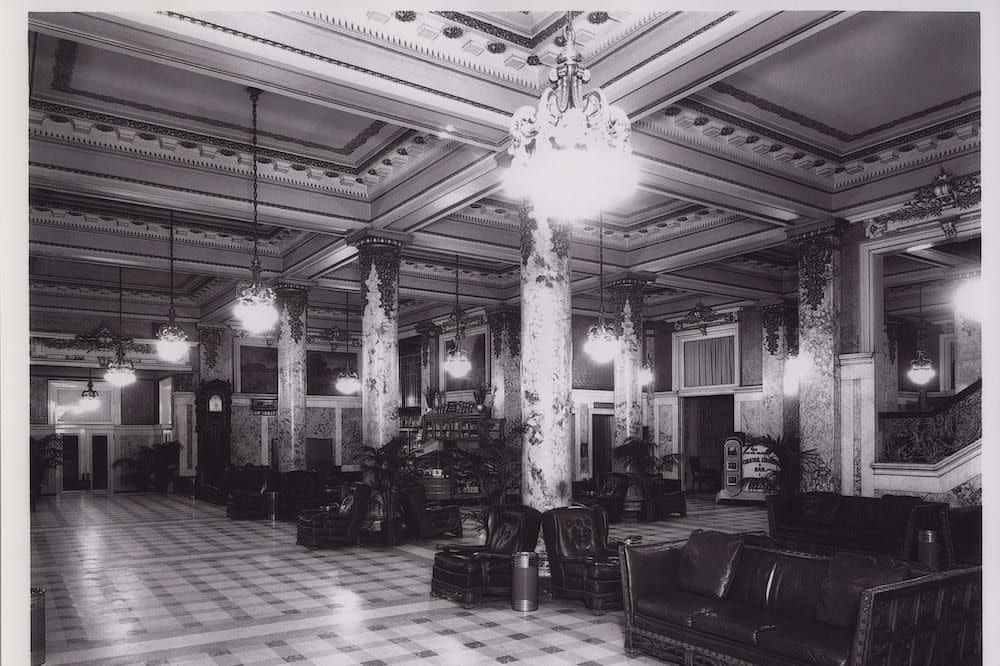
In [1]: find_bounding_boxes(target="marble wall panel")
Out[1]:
[340,407,363,466]
[230,405,262,466]
[31,377,48,424]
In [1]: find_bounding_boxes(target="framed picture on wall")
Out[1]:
[306,350,360,396]
[442,331,487,391]
[240,346,278,394]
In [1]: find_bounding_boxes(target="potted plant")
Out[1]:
[358,434,420,546]
[744,434,819,495]
[611,435,682,521]
[452,420,525,535]
[29,433,64,512]
[112,440,183,493]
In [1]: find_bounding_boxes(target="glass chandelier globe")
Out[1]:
[444,347,472,379]
[234,275,278,335]
[335,369,360,395]
[907,350,936,386]
[637,362,654,388]
[584,321,619,364]
[79,373,100,411]
[105,353,136,387]
[156,323,189,363]
[506,16,635,222]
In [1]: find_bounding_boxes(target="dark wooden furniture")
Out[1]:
[296,484,373,548]
[541,506,623,614]
[431,504,542,608]
[195,379,232,484]
[223,465,271,519]
[274,470,327,520]
[638,475,687,522]
[767,492,948,561]
[401,484,462,540]
[942,505,982,567]
[574,472,630,523]
[621,530,982,666]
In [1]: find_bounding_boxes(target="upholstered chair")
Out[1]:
[542,506,624,614]
[225,465,271,520]
[431,504,543,608]
[575,473,631,523]
[296,483,373,548]
[275,470,326,520]
[401,484,462,540]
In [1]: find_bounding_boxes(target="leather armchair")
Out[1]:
[541,506,623,614]
[275,470,326,520]
[638,475,687,522]
[431,504,543,608]
[401,484,462,540]
[296,484,372,548]
[225,465,271,520]
[575,472,631,523]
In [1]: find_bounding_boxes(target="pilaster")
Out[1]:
[487,306,521,425]
[275,283,308,471]
[416,322,441,414]
[608,277,648,448]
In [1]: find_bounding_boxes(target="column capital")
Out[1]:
[760,301,798,356]
[346,228,413,250]
[487,306,521,358]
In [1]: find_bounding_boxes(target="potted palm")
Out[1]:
[454,420,525,534]
[112,440,183,493]
[358,434,420,546]
[29,433,64,512]
[745,434,818,495]
[612,435,682,522]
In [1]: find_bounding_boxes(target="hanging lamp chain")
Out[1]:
[168,210,176,321]
[250,88,261,280]
[117,266,125,362]
[598,211,605,324]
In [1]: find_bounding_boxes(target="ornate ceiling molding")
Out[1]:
[30,280,199,306]
[863,171,981,239]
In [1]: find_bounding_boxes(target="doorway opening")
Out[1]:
[681,395,734,492]
[591,414,614,484]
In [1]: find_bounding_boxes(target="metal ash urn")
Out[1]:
[917,530,942,570]
[511,551,540,611]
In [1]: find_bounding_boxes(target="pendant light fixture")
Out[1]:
[105,267,137,387]
[443,254,472,379]
[907,284,936,386]
[156,211,189,362]
[506,12,636,222]
[335,291,361,395]
[79,367,100,410]
[584,212,619,364]
[233,87,278,335]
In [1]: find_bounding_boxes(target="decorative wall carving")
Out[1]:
[356,239,402,318]
[672,303,736,335]
[865,172,981,238]
[199,328,222,370]
[879,380,982,464]
[760,303,797,356]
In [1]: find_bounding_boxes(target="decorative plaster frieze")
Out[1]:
[30,280,198,307]
[861,171,981,239]
[672,303,737,334]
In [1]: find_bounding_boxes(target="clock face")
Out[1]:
[209,395,223,413]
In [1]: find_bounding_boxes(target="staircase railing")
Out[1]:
[878,379,982,463]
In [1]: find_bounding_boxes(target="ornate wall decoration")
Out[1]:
[356,239,402,318]
[879,380,981,464]
[519,205,570,265]
[275,285,309,344]
[173,373,195,392]
[487,308,521,358]
[199,328,222,370]
[431,11,580,49]
[672,303,736,335]
[608,280,646,341]
[865,172,981,238]
[797,236,834,311]
[760,303,797,356]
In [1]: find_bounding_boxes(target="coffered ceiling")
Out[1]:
[26,9,982,336]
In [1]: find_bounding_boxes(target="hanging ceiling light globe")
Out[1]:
[585,211,619,364]
[79,367,100,410]
[156,211,190,362]
[105,267,137,388]
[443,254,472,379]
[335,291,361,395]
[638,359,655,388]
[907,284,936,386]
[234,88,278,335]
[506,13,636,222]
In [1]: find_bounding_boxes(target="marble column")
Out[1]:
[794,221,845,492]
[609,278,647,446]
[349,231,410,447]
[954,277,981,391]
[416,322,440,414]
[520,205,573,512]
[760,302,799,441]
[274,284,308,471]
[488,306,521,425]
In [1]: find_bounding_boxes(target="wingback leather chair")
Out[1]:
[542,506,624,614]
[296,484,372,548]
[431,504,543,608]
[401,484,463,540]
[576,473,631,523]
[225,465,271,520]
[275,470,326,520]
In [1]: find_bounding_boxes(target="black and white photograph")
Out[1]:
[1,3,996,665]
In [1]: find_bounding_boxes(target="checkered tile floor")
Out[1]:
[31,492,768,665]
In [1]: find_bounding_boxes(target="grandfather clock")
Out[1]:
[196,379,232,483]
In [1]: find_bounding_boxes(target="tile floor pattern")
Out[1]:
[31,492,769,666]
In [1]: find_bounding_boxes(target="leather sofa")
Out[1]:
[431,504,542,608]
[401,484,463,540]
[542,506,623,614]
[767,492,947,560]
[621,529,982,666]
[296,484,372,548]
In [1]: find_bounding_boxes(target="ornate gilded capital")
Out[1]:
[607,277,648,340]
[274,284,309,344]
[487,306,521,358]
[197,327,224,370]
[350,232,409,318]
[759,302,797,356]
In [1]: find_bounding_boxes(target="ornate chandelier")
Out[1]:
[79,367,100,410]
[907,285,936,386]
[335,291,360,395]
[234,88,278,335]
[105,267,136,387]
[507,13,635,222]
[585,212,619,364]
[156,211,189,362]
[638,358,655,388]
[443,254,472,379]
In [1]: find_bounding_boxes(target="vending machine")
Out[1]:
[715,432,780,504]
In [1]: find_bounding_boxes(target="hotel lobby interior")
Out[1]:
[8,8,988,666]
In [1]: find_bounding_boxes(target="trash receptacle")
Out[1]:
[267,492,279,521]
[918,530,942,570]
[31,587,45,665]
[511,552,539,612]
